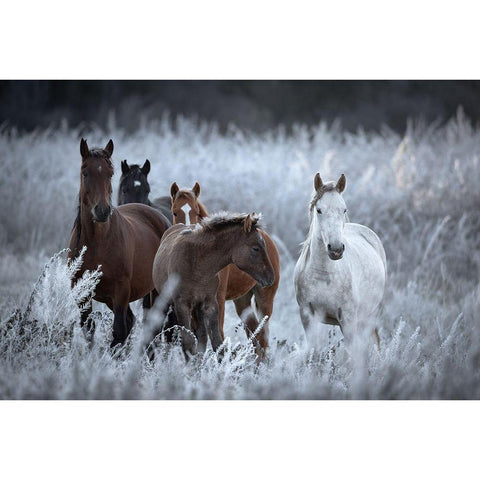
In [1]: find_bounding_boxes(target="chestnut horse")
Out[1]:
[152,213,275,356]
[170,182,280,359]
[68,139,171,347]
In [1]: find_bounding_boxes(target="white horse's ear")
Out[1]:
[336,174,346,193]
[314,173,323,191]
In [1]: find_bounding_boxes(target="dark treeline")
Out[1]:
[1,80,480,133]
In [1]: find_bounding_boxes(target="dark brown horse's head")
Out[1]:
[118,159,151,206]
[170,181,207,226]
[231,214,275,288]
[79,138,114,223]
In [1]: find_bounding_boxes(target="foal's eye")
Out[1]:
[252,245,260,253]
[316,208,322,214]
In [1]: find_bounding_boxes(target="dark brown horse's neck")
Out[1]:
[74,202,116,257]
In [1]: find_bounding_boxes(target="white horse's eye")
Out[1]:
[344,209,347,214]
[317,208,322,214]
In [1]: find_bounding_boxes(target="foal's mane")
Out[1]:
[197,212,262,233]
[71,148,114,256]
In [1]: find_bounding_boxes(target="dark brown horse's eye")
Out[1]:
[317,208,322,214]
[173,213,177,217]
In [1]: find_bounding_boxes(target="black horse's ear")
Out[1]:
[314,172,323,191]
[80,138,89,158]
[170,182,179,199]
[104,139,114,157]
[142,159,151,176]
[336,174,346,193]
[192,181,201,198]
[121,160,129,175]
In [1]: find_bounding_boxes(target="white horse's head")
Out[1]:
[310,172,347,260]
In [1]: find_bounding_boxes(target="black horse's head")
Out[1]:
[118,159,151,205]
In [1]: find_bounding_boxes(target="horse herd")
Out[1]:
[68,139,387,361]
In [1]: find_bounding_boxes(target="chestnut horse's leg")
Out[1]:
[234,285,275,360]
[216,269,229,340]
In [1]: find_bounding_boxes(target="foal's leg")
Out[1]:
[201,298,222,352]
[193,305,208,353]
[174,301,196,356]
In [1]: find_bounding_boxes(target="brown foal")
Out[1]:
[152,212,275,357]
[170,182,280,359]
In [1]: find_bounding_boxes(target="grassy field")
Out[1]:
[0,110,479,399]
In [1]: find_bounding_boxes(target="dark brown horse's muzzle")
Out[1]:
[93,204,112,223]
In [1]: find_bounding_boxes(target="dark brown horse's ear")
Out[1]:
[104,139,114,157]
[336,174,346,193]
[142,159,151,176]
[170,182,179,199]
[121,160,129,175]
[80,138,89,158]
[314,172,323,192]
[192,182,201,198]
[243,214,253,233]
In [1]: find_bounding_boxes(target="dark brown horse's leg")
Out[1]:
[80,303,95,338]
[142,289,158,310]
[111,285,132,348]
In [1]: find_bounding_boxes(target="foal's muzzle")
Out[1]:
[257,270,275,288]
[328,243,345,260]
[93,205,112,223]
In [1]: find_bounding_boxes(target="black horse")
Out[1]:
[118,159,173,223]
[117,159,173,310]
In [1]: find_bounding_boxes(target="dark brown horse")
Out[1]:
[152,213,275,357]
[170,183,280,359]
[68,139,171,347]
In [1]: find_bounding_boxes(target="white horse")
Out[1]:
[294,173,387,345]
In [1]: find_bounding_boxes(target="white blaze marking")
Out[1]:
[181,204,191,225]
[134,180,141,187]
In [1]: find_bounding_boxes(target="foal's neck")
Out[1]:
[197,227,240,275]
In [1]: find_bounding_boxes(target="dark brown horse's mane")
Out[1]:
[198,212,262,233]
[71,148,114,256]
[309,181,337,211]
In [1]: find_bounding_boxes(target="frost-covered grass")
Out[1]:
[0,110,479,399]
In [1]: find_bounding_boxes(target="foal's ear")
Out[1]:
[192,182,201,198]
[104,139,114,157]
[314,172,323,191]
[336,174,346,193]
[243,214,253,233]
[170,182,179,199]
[121,160,129,175]
[80,138,89,158]
[142,159,151,176]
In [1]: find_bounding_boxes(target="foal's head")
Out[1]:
[79,138,114,223]
[310,172,348,260]
[201,213,275,287]
[118,159,151,205]
[170,182,207,226]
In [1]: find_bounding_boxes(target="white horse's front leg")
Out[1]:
[299,304,327,348]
